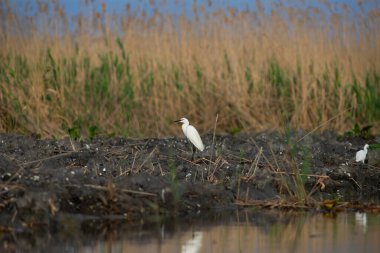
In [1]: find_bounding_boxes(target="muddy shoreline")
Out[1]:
[0,131,379,232]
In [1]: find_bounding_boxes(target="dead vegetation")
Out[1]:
[0,1,379,137]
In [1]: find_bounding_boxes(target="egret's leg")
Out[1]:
[191,145,196,161]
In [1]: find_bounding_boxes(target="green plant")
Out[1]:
[67,119,82,140]
[88,125,99,140]
[342,124,372,139]
[370,143,380,150]
[168,150,180,204]
[245,66,254,94]
[273,129,312,203]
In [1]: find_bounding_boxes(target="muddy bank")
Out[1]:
[0,131,379,231]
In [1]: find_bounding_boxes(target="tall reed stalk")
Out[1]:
[0,0,379,137]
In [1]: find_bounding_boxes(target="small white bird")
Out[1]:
[175,118,204,159]
[355,144,369,164]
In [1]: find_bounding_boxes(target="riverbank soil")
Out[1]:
[0,131,379,233]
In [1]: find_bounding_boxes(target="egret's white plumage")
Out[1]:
[175,118,204,152]
[355,144,369,163]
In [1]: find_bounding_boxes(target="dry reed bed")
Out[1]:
[0,0,379,137]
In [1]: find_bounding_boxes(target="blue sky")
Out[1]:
[6,0,373,18]
[3,0,377,35]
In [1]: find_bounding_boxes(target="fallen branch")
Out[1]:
[83,184,157,196]
[20,151,76,166]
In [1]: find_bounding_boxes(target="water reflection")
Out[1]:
[2,211,379,253]
[355,212,368,233]
[182,231,203,253]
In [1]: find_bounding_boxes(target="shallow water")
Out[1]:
[4,210,379,253]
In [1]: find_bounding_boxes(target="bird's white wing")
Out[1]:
[355,151,361,161]
[356,150,364,162]
[186,125,205,151]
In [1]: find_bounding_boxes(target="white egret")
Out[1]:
[355,144,369,164]
[175,118,204,160]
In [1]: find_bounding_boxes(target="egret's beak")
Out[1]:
[174,119,181,124]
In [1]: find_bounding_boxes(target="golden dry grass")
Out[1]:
[0,0,379,137]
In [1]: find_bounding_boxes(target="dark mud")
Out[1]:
[0,132,379,234]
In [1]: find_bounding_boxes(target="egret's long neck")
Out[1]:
[181,122,188,134]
